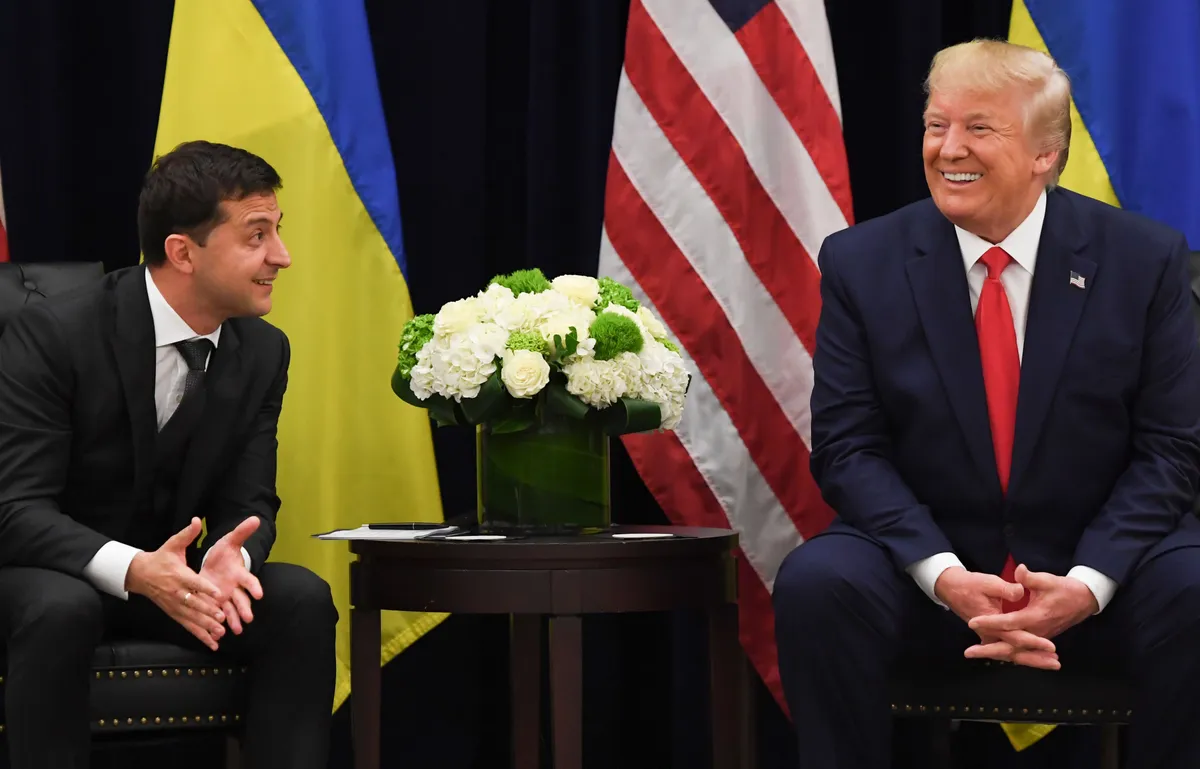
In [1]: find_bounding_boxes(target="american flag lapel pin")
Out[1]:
[1069,271,1086,289]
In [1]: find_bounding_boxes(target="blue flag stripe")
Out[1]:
[250,0,407,275]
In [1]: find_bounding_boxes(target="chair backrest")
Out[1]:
[1190,251,1200,331]
[0,262,105,337]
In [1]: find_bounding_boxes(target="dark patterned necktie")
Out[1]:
[174,339,214,400]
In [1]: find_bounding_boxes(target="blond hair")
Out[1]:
[924,39,1072,187]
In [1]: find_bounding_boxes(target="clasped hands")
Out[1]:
[933,565,1099,670]
[125,516,264,651]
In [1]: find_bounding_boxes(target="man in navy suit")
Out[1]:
[772,39,1200,769]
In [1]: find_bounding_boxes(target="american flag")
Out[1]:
[598,0,853,710]
[0,163,9,263]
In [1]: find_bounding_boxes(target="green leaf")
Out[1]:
[602,397,662,435]
[544,377,591,421]
[459,370,510,424]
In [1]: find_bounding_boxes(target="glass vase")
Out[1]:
[476,413,611,535]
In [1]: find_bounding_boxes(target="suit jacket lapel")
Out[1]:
[175,321,246,524]
[109,267,157,503]
[907,211,1000,495]
[1009,191,1094,493]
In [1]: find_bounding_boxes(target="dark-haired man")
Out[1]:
[0,140,336,769]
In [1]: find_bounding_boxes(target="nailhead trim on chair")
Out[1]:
[889,702,1134,721]
[0,666,250,734]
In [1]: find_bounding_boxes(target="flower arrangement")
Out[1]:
[391,268,690,437]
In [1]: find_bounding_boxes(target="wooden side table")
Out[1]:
[348,525,747,769]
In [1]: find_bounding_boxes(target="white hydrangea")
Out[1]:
[475,283,515,324]
[562,357,629,409]
[408,322,508,401]
[537,304,596,361]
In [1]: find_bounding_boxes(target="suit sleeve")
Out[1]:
[198,332,288,572]
[0,304,112,574]
[1072,234,1200,585]
[808,236,957,572]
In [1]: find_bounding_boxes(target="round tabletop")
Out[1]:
[349,524,739,615]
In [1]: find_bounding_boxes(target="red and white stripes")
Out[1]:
[599,0,852,710]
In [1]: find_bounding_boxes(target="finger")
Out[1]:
[179,602,226,641]
[182,570,225,603]
[1016,565,1060,591]
[224,516,261,549]
[239,570,263,601]
[223,600,243,635]
[179,618,221,652]
[166,517,204,550]
[232,587,255,625]
[1010,649,1061,670]
[998,629,1055,653]
[978,575,1025,604]
[964,641,1015,662]
[969,610,1034,634]
[181,589,225,624]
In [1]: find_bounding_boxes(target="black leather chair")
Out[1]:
[0,262,248,766]
[890,252,1200,769]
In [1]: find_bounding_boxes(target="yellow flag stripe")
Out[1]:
[1009,0,1121,207]
[154,0,447,712]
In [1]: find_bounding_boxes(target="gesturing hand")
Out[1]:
[126,517,227,651]
[965,564,1097,665]
[200,517,264,636]
[934,566,1060,670]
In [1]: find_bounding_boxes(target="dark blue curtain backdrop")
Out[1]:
[0,0,1105,767]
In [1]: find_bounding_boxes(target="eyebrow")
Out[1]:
[245,212,282,227]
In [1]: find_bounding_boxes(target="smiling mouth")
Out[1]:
[942,171,982,183]
[252,278,274,287]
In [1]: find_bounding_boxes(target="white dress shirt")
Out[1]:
[905,190,1118,614]
[80,268,247,600]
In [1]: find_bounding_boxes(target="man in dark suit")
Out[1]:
[0,141,337,768]
[772,40,1200,769]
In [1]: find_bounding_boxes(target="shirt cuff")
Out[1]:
[906,552,964,608]
[201,546,252,572]
[81,541,144,601]
[1066,565,1117,614]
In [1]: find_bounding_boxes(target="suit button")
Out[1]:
[1003,524,1015,538]
[22,280,37,291]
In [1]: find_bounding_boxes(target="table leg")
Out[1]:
[549,615,583,769]
[708,602,750,769]
[351,606,382,769]
[510,614,542,769]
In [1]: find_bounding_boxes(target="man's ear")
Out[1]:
[163,233,196,274]
[1033,149,1059,177]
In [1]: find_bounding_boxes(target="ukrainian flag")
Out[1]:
[1004,0,1200,749]
[152,0,447,710]
[1011,0,1200,246]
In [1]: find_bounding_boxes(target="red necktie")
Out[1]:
[975,246,1028,612]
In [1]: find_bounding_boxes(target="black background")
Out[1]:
[0,0,1106,766]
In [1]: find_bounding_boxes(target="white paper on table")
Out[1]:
[313,525,458,541]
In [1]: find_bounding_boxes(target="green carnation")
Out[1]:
[395,314,435,379]
[595,276,639,312]
[590,313,644,361]
[488,268,552,295]
[506,330,550,356]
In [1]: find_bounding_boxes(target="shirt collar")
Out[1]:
[144,267,221,349]
[955,188,1047,275]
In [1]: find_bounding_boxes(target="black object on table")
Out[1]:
[348,524,749,769]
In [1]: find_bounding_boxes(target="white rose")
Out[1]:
[434,297,482,336]
[500,349,551,398]
[551,275,601,307]
[637,306,668,339]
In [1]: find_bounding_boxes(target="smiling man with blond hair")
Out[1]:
[772,39,1200,768]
